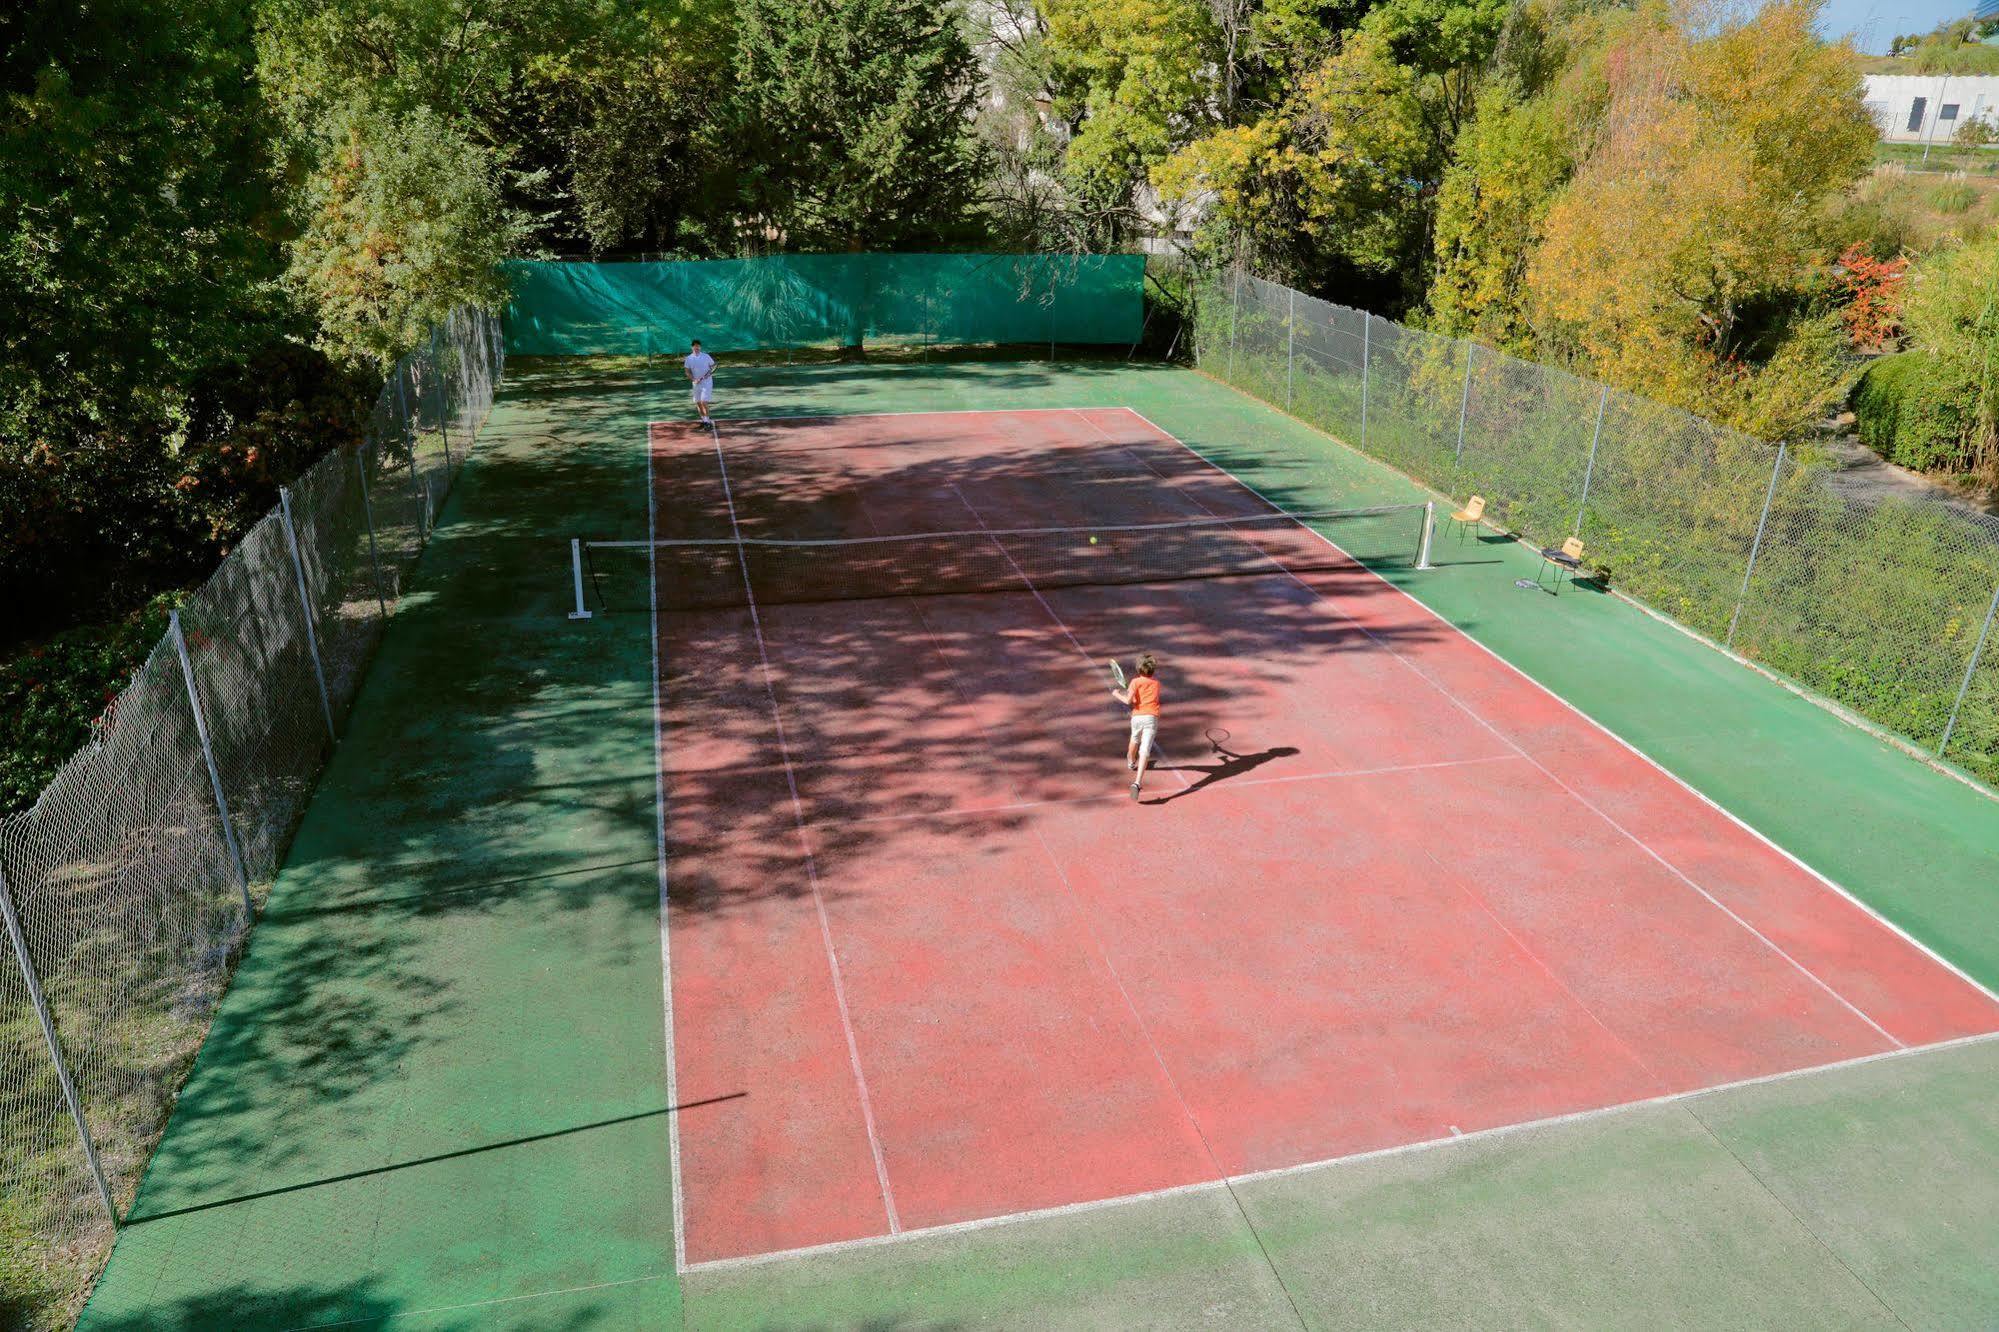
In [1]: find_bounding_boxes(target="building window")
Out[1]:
[1909,97,1927,131]
[1943,103,1961,120]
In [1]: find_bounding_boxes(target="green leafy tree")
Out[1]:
[720,0,984,251]
[1041,0,1219,229]
[0,0,282,437]
[1152,0,1508,299]
[285,101,518,366]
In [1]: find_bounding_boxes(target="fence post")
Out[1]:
[1228,269,1242,377]
[401,366,430,540]
[0,855,119,1225]
[394,368,411,442]
[356,446,388,617]
[1454,341,1475,467]
[1286,287,1296,409]
[279,487,338,743]
[1939,579,1999,757]
[169,611,254,919]
[1573,386,1608,536]
[1360,314,1371,452]
[1727,443,1787,650]
[430,339,453,469]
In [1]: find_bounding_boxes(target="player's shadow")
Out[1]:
[1146,744,1299,804]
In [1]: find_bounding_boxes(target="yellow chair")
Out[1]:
[1449,495,1486,543]
[1536,535,1587,592]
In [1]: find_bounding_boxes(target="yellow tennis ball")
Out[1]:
[1089,536,1098,545]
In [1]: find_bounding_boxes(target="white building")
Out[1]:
[1864,74,1999,143]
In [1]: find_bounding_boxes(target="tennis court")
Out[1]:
[621,406,1999,1269]
[74,354,1999,1329]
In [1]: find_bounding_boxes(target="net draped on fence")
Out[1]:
[501,253,1147,357]
[0,307,504,1276]
[1196,269,1999,788]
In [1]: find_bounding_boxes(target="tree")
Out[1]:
[285,101,518,366]
[1034,0,1219,242]
[0,0,281,438]
[1150,0,1507,301]
[1424,0,1618,350]
[1523,0,1875,436]
[719,0,984,251]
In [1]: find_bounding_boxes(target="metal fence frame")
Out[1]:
[1,307,504,1277]
[1198,268,1999,789]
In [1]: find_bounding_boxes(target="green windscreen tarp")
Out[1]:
[501,253,1146,356]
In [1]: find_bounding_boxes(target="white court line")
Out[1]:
[291,1272,676,1330]
[1094,411,1904,1048]
[1115,405,1999,1014]
[679,1028,1999,1274]
[707,427,902,1238]
[649,407,1135,428]
[823,753,1524,828]
[645,424,689,1273]
[943,482,1191,792]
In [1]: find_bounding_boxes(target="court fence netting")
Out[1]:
[567,503,1437,617]
[1196,268,1999,792]
[1,308,504,1285]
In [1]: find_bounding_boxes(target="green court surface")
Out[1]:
[77,355,1999,1329]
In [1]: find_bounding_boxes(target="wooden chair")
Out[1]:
[1537,536,1586,591]
[1450,495,1486,543]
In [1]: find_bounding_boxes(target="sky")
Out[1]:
[1820,0,1976,52]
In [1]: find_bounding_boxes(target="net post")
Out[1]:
[170,610,255,919]
[1286,286,1296,408]
[0,853,119,1226]
[1573,385,1608,536]
[1417,501,1436,570]
[1940,577,1999,757]
[356,444,388,616]
[1360,313,1371,452]
[279,486,338,743]
[1454,341,1475,467]
[1727,442,1786,649]
[569,538,594,620]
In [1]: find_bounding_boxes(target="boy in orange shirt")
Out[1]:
[1110,653,1161,801]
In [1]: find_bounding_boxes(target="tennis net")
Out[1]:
[569,502,1434,615]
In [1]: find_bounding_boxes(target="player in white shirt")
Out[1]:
[683,340,716,422]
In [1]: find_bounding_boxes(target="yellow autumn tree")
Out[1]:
[1526,0,1875,435]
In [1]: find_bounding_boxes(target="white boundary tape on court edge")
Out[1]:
[680,1028,1999,1275]
[1117,405,1999,1012]
[645,421,690,1272]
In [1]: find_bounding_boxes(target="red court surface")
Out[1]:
[644,408,1999,1269]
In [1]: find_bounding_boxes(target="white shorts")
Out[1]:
[1129,713,1157,760]
[692,380,713,403]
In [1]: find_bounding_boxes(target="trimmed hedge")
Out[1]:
[1853,351,1980,472]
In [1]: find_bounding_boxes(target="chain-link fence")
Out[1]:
[0,307,503,1290]
[1196,269,1999,788]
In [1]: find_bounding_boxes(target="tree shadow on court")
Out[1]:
[94,356,1454,1312]
[1144,744,1301,805]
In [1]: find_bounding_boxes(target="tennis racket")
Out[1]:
[1107,659,1127,692]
